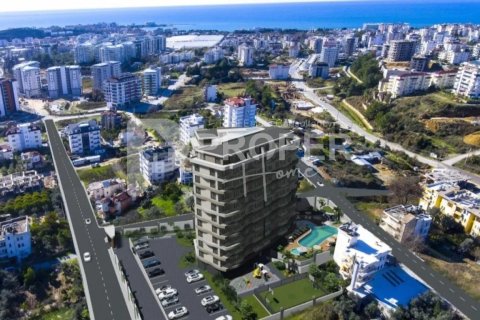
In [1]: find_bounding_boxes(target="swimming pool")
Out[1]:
[297,225,337,249]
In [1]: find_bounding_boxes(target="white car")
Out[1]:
[83,252,91,262]
[134,243,149,251]
[161,296,179,307]
[168,306,188,319]
[186,273,204,283]
[155,285,172,295]
[184,269,200,277]
[195,285,211,294]
[85,218,91,225]
[215,316,233,320]
[158,288,178,300]
[201,295,219,306]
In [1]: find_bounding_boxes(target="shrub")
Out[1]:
[273,261,286,271]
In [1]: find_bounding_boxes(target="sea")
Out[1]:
[0,1,480,31]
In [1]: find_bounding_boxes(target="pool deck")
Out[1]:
[286,223,337,254]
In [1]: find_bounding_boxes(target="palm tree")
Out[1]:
[333,206,343,222]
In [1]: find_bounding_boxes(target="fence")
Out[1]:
[107,248,143,320]
[120,218,194,236]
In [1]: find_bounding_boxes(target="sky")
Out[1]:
[1,0,366,13]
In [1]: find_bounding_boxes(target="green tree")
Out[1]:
[239,300,257,320]
[23,267,36,288]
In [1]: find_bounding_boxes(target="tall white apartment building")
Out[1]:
[439,49,471,65]
[319,45,339,68]
[334,223,391,287]
[6,122,42,152]
[238,44,254,67]
[179,114,205,145]
[99,44,126,63]
[0,216,31,261]
[12,61,41,98]
[65,120,101,155]
[139,146,175,185]
[74,43,95,64]
[223,97,257,128]
[269,64,290,80]
[0,78,19,118]
[204,48,224,64]
[454,60,480,98]
[142,67,162,96]
[103,73,142,108]
[47,65,82,98]
[91,61,121,90]
[380,205,432,244]
[146,35,167,55]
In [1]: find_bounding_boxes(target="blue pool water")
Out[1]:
[299,225,338,248]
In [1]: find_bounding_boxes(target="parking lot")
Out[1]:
[118,235,231,320]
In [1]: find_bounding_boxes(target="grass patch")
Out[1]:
[151,197,176,216]
[323,206,334,213]
[258,278,327,313]
[203,272,243,320]
[178,251,196,268]
[334,101,371,133]
[77,164,117,185]
[297,179,314,192]
[218,82,247,97]
[39,308,75,320]
[243,295,270,318]
[163,86,203,110]
[353,200,390,222]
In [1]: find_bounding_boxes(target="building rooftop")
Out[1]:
[141,146,174,162]
[383,204,427,222]
[0,216,29,239]
[424,168,469,185]
[224,97,255,108]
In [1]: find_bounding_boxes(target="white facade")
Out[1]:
[74,43,95,64]
[269,64,290,80]
[99,44,126,63]
[238,44,254,67]
[6,122,42,152]
[309,62,330,79]
[139,146,175,184]
[319,45,339,68]
[66,120,101,155]
[87,178,126,200]
[204,48,224,64]
[103,73,142,108]
[223,97,257,128]
[142,67,162,96]
[91,61,122,91]
[0,216,31,261]
[0,78,19,118]
[179,114,205,145]
[47,65,82,98]
[13,61,41,98]
[380,205,432,244]
[439,49,471,65]
[453,60,480,98]
[334,223,391,287]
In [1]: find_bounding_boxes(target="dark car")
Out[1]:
[139,250,154,259]
[148,268,165,278]
[206,303,223,314]
[143,259,161,268]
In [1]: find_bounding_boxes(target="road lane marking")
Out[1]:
[439,281,445,285]
[460,297,466,302]
[472,306,478,311]
[449,288,454,293]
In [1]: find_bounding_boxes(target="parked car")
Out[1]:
[143,259,161,269]
[184,269,200,277]
[148,268,165,278]
[215,315,233,320]
[168,306,188,319]
[138,250,154,259]
[155,285,172,295]
[134,242,149,251]
[201,295,220,307]
[161,296,179,307]
[194,285,211,295]
[206,302,223,314]
[158,288,178,300]
[186,273,204,283]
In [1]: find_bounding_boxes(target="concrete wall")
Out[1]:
[122,219,194,235]
[107,248,143,320]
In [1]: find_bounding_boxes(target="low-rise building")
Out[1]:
[6,122,42,152]
[0,170,43,196]
[0,144,13,161]
[178,161,193,185]
[223,97,257,128]
[0,216,31,261]
[334,222,391,286]
[380,205,432,244]
[179,114,205,145]
[204,85,217,102]
[65,120,101,155]
[87,178,126,201]
[139,146,175,185]
[20,151,43,170]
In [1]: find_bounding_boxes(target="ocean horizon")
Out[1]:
[0,1,479,31]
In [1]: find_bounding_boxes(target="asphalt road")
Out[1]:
[45,119,131,320]
[297,161,479,319]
